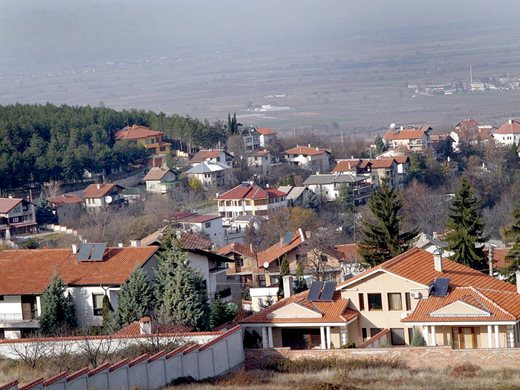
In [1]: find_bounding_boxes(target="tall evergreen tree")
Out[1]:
[154,243,210,330]
[503,198,520,283]
[293,261,308,293]
[359,180,418,266]
[445,177,487,270]
[374,135,387,154]
[278,256,290,298]
[111,267,153,331]
[210,299,237,329]
[39,274,77,335]
[302,190,320,212]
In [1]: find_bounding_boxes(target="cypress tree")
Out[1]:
[210,299,237,329]
[445,177,487,270]
[302,190,320,212]
[154,244,210,330]
[503,199,520,282]
[102,294,113,331]
[359,180,418,266]
[111,267,153,331]
[39,274,77,335]
[294,261,308,293]
[374,135,387,153]
[278,256,290,298]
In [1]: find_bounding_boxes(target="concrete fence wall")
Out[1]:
[42,224,83,242]
[1,327,244,390]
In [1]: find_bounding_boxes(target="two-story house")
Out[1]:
[115,125,171,167]
[384,125,432,152]
[216,183,287,220]
[241,248,520,350]
[186,161,231,188]
[256,128,276,147]
[450,119,494,151]
[171,212,226,247]
[83,183,126,209]
[47,195,83,225]
[369,158,399,187]
[284,145,331,172]
[189,149,235,167]
[492,119,520,146]
[0,198,37,240]
[240,126,261,151]
[0,244,158,338]
[143,166,181,194]
[303,173,372,204]
[246,150,272,176]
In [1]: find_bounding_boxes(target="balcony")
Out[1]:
[0,313,40,328]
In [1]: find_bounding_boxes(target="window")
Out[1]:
[358,293,365,311]
[370,328,382,337]
[367,293,382,310]
[205,222,211,228]
[408,328,414,344]
[405,292,412,311]
[320,254,328,262]
[92,294,104,316]
[391,328,406,345]
[0,296,4,301]
[388,293,402,311]
[362,328,367,340]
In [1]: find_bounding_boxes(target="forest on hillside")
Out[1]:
[0,104,228,191]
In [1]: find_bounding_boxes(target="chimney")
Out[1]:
[118,243,124,248]
[433,248,443,272]
[308,144,311,148]
[250,243,253,252]
[509,119,513,125]
[488,245,494,276]
[432,232,438,239]
[71,244,78,254]
[96,183,101,190]
[316,147,319,151]
[298,228,305,242]
[283,275,294,299]
[516,272,520,294]
[139,317,152,335]
[130,239,141,247]
[8,195,12,199]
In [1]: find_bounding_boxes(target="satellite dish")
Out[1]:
[390,123,396,129]
[104,195,113,204]
[263,262,270,269]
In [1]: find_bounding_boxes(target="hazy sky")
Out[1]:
[2,0,520,67]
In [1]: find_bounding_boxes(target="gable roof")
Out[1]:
[257,230,305,266]
[0,246,158,295]
[393,156,410,164]
[370,158,397,169]
[190,150,233,164]
[256,127,275,135]
[334,244,361,262]
[176,214,221,224]
[332,159,372,173]
[48,195,83,206]
[303,173,366,186]
[494,120,520,135]
[217,242,257,259]
[337,248,516,293]
[249,149,270,158]
[284,146,330,156]
[115,125,163,140]
[0,198,23,214]
[143,167,176,181]
[241,290,358,324]
[186,161,229,174]
[178,231,214,251]
[83,183,123,198]
[384,126,430,141]
[216,183,286,200]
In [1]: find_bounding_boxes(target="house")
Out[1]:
[450,119,494,151]
[303,173,372,204]
[333,159,373,177]
[189,149,234,167]
[171,212,226,247]
[143,166,180,194]
[0,243,158,338]
[0,197,37,240]
[83,183,125,209]
[115,125,171,167]
[186,161,231,188]
[216,183,287,220]
[256,127,276,147]
[391,156,410,186]
[140,229,238,302]
[383,125,432,152]
[369,158,399,187]
[240,126,261,151]
[277,186,312,207]
[47,195,83,225]
[242,248,520,350]
[492,119,520,145]
[247,150,272,176]
[284,145,331,172]
[218,242,259,289]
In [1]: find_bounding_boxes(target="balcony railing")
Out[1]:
[0,313,24,322]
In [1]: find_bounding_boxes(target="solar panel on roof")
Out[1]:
[318,281,336,301]
[431,278,450,297]
[308,281,324,301]
[90,243,107,261]
[282,232,294,245]
[77,243,94,261]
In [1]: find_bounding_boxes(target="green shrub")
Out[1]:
[411,330,427,346]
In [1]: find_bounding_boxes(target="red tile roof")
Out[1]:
[334,244,361,262]
[257,230,304,266]
[249,149,270,157]
[494,120,520,135]
[216,183,286,200]
[455,119,480,130]
[177,214,221,224]
[143,167,175,181]
[115,125,163,140]
[190,150,233,164]
[0,198,23,214]
[256,127,275,135]
[332,159,370,173]
[114,321,192,336]
[48,195,83,205]
[492,248,512,270]
[178,231,214,251]
[393,156,410,164]
[370,158,396,169]
[83,183,122,198]
[241,290,358,324]
[217,242,257,259]
[384,126,429,141]
[0,246,158,295]
[285,145,329,156]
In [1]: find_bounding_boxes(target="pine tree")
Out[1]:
[210,299,237,329]
[408,153,425,183]
[154,243,210,330]
[504,198,520,283]
[39,274,76,335]
[445,177,487,270]
[359,180,418,266]
[337,183,354,212]
[102,294,113,330]
[111,267,153,331]
[302,190,320,212]
[294,261,308,293]
[374,135,387,154]
[278,256,290,298]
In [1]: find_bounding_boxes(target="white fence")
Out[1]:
[0,326,244,390]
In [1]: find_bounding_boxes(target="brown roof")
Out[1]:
[334,244,361,262]
[115,125,163,140]
[494,120,520,135]
[338,248,516,293]
[332,159,372,173]
[491,248,512,270]
[83,183,122,199]
[190,150,233,164]
[0,246,158,295]
[217,242,257,259]
[178,214,221,224]
[241,290,358,324]
[178,231,214,251]
[393,156,410,164]
[48,195,83,206]
[249,150,270,158]
[256,127,275,135]
[216,183,286,200]
[257,230,304,266]
[114,320,192,336]
[143,167,175,181]
[384,126,429,141]
[455,119,480,130]
[370,158,396,169]
[0,198,23,214]
[284,146,329,156]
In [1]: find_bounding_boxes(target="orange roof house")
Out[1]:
[115,125,171,158]
[383,125,432,152]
